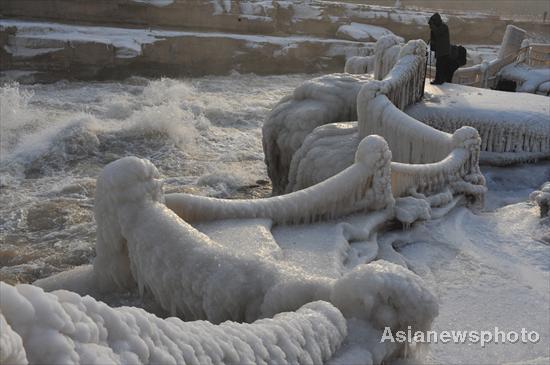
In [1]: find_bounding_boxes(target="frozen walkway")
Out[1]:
[406,83,550,164]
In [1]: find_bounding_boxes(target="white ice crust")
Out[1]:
[5,154,439,364]
[262,73,373,194]
[0,282,346,365]
[530,181,550,217]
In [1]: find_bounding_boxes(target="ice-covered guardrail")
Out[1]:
[287,38,486,209]
[357,38,454,165]
[83,155,439,364]
[0,282,347,365]
[262,73,373,194]
[166,135,393,224]
[344,34,403,80]
[390,127,485,203]
[427,25,528,88]
[356,39,485,204]
[356,38,450,164]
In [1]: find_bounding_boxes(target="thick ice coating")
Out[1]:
[89,155,438,362]
[530,181,550,217]
[262,73,372,194]
[0,282,346,365]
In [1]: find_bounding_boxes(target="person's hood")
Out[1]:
[429,13,443,26]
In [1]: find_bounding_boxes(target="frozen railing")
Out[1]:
[357,89,483,203]
[516,42,550,67]
[358,39,435,162]
[425,25,547,89]
[358,92,452,164]
[371,39,427,110]
[166,135,394,224]
[417,112,550,159]
[88,155,438,365]
[390,127,485,204]
[354,38,485,204]
[344,34,404,80]
[446,52,517,88]
[286,36,485,205]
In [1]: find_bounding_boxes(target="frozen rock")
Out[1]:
[530,182,550,217]
[263,73,372,194]
[394,196,431,225]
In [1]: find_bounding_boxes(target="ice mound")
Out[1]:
[0,282,346,365]
[286,122,360,192]
[530,182,550,217]
[263,73,372,194]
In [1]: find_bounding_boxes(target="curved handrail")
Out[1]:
[166,135,394,224]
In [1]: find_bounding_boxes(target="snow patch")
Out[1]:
[337,23,396,42]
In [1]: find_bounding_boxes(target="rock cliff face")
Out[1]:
[1,0,548,81]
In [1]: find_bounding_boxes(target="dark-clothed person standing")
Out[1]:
[428,13,451,84]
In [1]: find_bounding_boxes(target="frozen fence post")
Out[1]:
[355,135,395,210]
[497,25,527,60]
[451,126,486,208]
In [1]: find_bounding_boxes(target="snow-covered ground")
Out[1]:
[1,74,549,364]
[395,163,550,364]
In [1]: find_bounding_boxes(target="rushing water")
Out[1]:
[0,74,310,284]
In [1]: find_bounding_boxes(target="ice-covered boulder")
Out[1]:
[530,182,550,217]
[262,73,372,194]
[287,122,360,192]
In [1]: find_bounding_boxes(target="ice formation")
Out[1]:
[407,84,550,165]
[428,25,527,89]
[286,122,360,192]
[282,39,486,216]
[98,155,437,311]
[262,73,373,194]
[282,36,547,196]
[344,34,403,79]
[499,62,550,94]
[0,282,346,365]
[372,35,404,81]
[344,56,374,74]
[5,148,441,363]
[530,182,550,217]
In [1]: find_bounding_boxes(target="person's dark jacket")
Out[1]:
[428,13,450,57]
